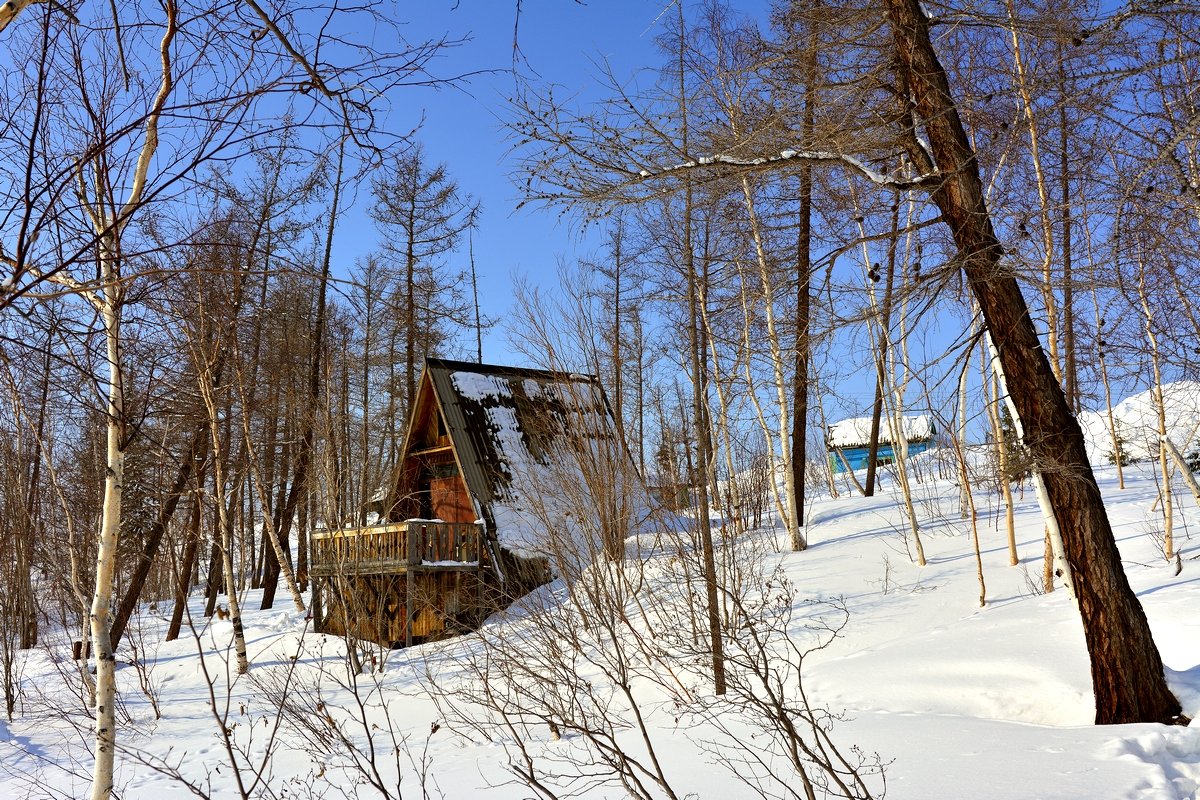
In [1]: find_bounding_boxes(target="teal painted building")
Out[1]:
[827,415,936,473]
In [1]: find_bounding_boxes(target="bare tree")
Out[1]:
[369,144,480,407]
[508,0,1186,725]
[884,0,1182,725]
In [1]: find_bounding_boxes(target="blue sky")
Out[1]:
[321,2,965,432]
[329,1,771,365]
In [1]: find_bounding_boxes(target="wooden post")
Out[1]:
[405,524,418,648]
[311,578,324,633]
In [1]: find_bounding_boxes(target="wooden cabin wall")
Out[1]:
[390,460,423,519]
[430,475,473,522]
[314,570,488,646]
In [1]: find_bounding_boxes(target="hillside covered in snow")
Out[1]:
[1078,381,1200,466]
[2,442,1198,799]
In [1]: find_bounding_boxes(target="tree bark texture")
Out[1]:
[789,5,819,546]
[166,494,204,642]
[886,0,1183,725]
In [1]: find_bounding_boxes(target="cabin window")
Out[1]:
[431,462,459,479]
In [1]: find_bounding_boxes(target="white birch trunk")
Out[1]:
[699,294,747,535]
[1006,0,1063,383]
[1163,435,1200,508]
[89,243,123,800]
[957,357,970,520]
[949,412,985,606]
[884,381,926,566]
[219,510,250,675]
[856,186,925,565]
[986,364,1019,567]
[1153,383,1174,561]
[82,29,179,795]
[740,177,799,548]
[738,279,792,531]
[1140,279,1174,560]
[198,371,251,675]
[813,386,840,499]
[986,333,1075,600]
[261,516,306,613]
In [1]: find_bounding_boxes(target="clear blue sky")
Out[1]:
[331,1,771,365]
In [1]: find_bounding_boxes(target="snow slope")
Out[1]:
[1079,381,1200,465]
[1,464,1199,799]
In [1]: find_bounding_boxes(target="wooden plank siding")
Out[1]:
[314,571,489,646]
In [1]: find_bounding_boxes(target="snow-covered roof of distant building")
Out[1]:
[827,415,936,449]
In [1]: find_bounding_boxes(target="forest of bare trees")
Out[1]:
[2,0,1200,797]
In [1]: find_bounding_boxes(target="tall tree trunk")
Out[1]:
[1059,83,1077,411]
[685,209,725,696]
[203,533,223,618]
[863,361,884,497]
[89,235,126,800]
[611,219,624,433]
[470,231,483,362]
[261,139,345,609]
[886,0,1183,725]
[1005,0,1063,386]
[166,493,203,642]
[861,200,897,499]
[792,122,811,546]
[789,0,819,547]
[877,201,925,566]
[985,355,1019,566]
[238,378,306,614]
[740,176,799,547]
[198,363,250,674]
[1138,270,1174,560]
[1092,286,1125,489]
[676,3,724,695]
[17,325,53,649]
[814,382,839,499]
[956,344,971,520]
[1164,434,1200,508]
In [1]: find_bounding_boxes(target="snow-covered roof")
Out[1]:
[423,359,649,563]
[827,414,935,449]
[1077,380,1200,464]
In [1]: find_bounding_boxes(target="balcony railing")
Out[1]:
[310,520,483,577]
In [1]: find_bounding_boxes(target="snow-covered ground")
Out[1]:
[2,458,1199,799]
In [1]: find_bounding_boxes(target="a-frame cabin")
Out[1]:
[311,358,634,647]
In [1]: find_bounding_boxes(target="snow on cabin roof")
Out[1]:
[827,414,935,449]
[423,358,647,561]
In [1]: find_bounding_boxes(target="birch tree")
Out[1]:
[0,3,476,795]
[33,9,184,797]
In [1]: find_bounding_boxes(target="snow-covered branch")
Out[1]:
[633,148,939,190]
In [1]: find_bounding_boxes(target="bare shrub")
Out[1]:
[418,417,883,799]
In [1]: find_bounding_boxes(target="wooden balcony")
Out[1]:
[310,520,483,578]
